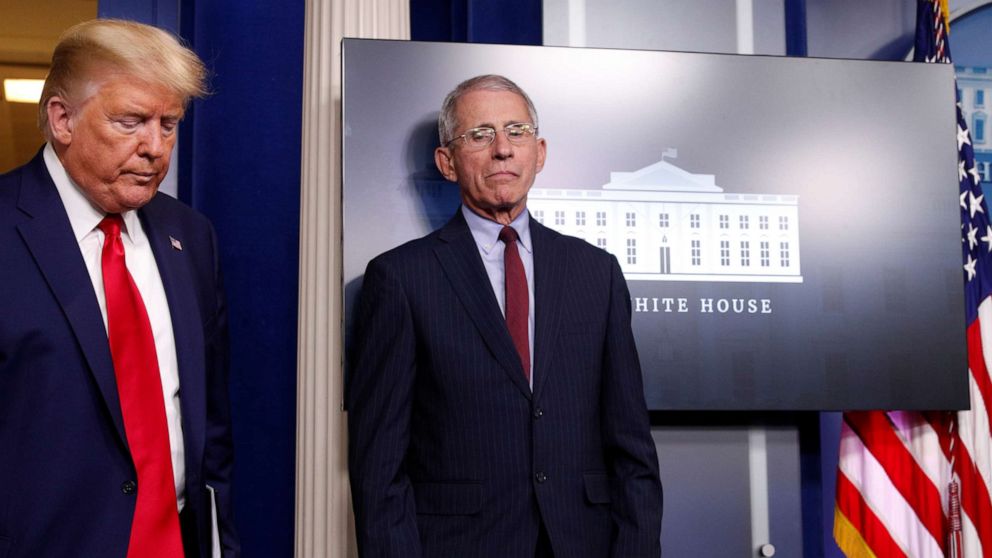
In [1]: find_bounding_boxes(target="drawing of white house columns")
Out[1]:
[529,155,803,284]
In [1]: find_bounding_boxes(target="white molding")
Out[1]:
[568,0,587,47]
[296,1,409,557]
[748,427,771,555]
[736,0,755,55]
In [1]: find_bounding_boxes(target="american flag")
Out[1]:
[833,1,992,557]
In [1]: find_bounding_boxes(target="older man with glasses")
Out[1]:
[347,74,663,558]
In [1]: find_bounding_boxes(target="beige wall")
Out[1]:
[0,0,96,173]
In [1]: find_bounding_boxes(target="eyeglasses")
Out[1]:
[444,123,538,151]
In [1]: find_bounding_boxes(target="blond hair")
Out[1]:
[39,19,208,137]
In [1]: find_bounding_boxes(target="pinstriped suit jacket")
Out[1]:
[347,209,662,557]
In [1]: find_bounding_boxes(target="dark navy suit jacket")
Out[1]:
[348,209,662,557]
[0,152,239,557]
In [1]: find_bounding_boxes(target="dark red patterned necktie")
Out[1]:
[499,225,530,381]
[98,215,184,558]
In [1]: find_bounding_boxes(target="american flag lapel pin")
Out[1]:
[169,236,183,251]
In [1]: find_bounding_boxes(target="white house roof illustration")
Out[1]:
[531,156,795,206]
[605,158,723,192]
[527,154,803,284]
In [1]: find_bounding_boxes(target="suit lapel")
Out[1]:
[14,153,127,445]
[139,198,206,469]
[434,211,532,399]
[531,219,566,400]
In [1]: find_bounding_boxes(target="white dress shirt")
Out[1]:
[44,143,186,510]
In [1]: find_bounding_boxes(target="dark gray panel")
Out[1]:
[343,39,967,410]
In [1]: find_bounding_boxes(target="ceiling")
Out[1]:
[0,0,98,172]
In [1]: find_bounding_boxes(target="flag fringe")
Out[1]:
[835,506,881,558]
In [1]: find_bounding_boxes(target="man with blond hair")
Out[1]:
[0,19,239,557]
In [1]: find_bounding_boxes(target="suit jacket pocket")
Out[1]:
[583,472,612,504]
[413,481,483,516]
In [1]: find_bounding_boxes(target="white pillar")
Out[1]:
[296,1,409,557]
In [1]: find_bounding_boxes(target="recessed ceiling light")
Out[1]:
[3,79,45,104]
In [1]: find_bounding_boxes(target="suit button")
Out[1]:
[535,472,548,483]
[121,480,137,495]
[533,407,543,419]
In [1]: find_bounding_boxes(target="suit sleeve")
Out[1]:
[600,255,663,558]
[347,257,422,558]
[202,224,241,557]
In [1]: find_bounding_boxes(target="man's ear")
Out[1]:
[46,96,74,146]
[535,137,547,174]
[434,146,458,183]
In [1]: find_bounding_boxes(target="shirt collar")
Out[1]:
[461,205,532,255]
[44,143,141,242]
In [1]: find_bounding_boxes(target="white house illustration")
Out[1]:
[528,154,803,283]
[958,66,992,186]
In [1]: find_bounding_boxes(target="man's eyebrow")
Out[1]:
[109,103,183,116]
[108,106,152,118]
[107,112,146,122]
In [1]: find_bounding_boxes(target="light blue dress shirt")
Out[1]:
[461,205,536,388]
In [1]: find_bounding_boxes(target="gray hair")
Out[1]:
[437,74,539,145]
[39,18,208,139]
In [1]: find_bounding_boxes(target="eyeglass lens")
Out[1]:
[460,124,535,149]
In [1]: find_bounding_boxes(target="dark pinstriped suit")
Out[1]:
[347,209,662,557]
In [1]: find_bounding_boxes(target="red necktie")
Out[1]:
[98,215,184,558]
[499,226,530,381]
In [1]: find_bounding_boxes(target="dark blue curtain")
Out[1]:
[181,3,304,557]
[100,1,304,556]
[411,0,542,44]
[97,0,179,33]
